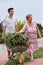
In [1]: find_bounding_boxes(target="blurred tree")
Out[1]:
[0,22,3,33]
[37,23,43,37]
[37,23,43,31]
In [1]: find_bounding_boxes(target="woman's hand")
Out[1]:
[39,34,42,38]
[37,26,42,38]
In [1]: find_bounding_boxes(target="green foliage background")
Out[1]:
[0,21,43,37]
[0,23,3,33]
[16,20,25,31]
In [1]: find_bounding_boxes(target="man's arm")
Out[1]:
[2,19,7,34]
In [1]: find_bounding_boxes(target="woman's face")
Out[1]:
[27,15,32,23]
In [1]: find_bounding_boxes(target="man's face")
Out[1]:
[9,10,14,16]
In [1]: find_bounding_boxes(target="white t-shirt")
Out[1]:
[3,17,17,34]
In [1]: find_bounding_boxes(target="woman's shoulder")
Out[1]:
[33,22,37,26]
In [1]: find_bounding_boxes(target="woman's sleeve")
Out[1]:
[35,23,39,31]
[19,23,27,33]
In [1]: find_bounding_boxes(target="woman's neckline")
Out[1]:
[27,22,34,27]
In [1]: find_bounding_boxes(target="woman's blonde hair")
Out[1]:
[26,14,32,20]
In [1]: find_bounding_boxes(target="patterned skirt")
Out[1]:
[26,39,39,53]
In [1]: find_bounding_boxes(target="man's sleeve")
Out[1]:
[2,19,7,27]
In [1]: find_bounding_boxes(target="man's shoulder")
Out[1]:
[12,17,17,24]
[13,17,17,21]
[3,16,8,21]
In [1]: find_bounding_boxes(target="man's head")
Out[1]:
[8,8,14,16]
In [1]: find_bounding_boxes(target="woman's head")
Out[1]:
[26,14,32,23]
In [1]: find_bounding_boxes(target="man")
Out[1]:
[3,8,17,34]
[2,8,17,59]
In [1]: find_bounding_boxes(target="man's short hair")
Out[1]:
[8,8,14,13]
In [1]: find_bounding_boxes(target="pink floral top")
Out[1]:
[20,22,38,39]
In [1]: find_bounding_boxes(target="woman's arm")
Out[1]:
[37,25,41,38]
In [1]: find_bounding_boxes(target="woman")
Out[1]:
[19,14,41,61]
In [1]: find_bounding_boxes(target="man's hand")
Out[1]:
[2,26,6,34]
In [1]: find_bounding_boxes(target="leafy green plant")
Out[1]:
[16,21,25,31]
[4,33,30,48]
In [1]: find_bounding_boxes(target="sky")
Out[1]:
[0,0,43,26]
